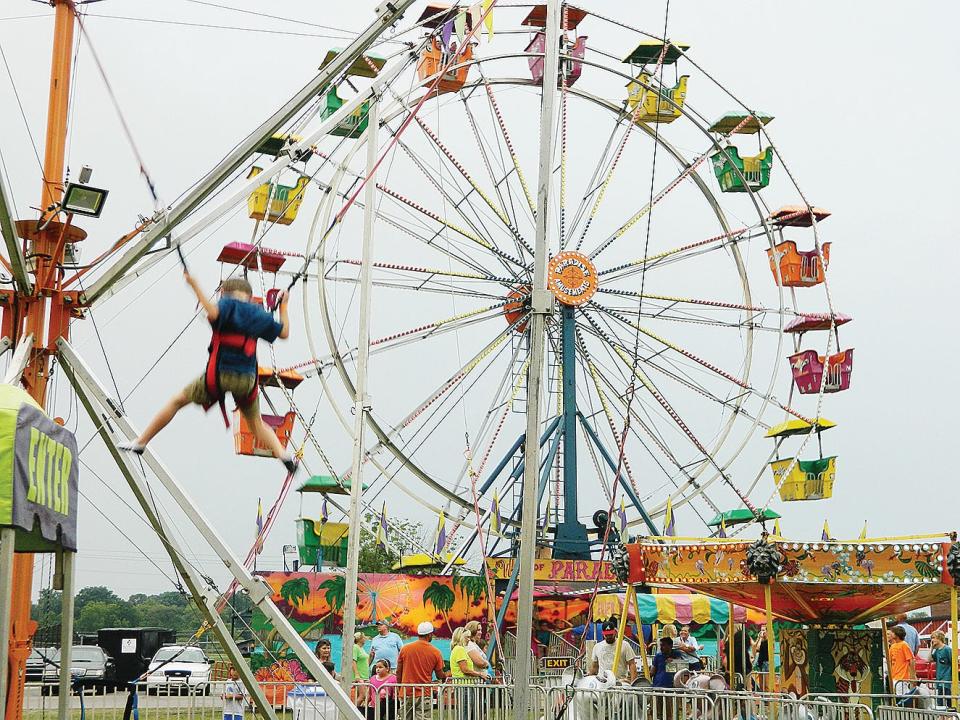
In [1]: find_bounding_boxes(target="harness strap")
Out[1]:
[204,329,258,428]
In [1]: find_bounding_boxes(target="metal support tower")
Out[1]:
[341,97,380,691]
[514,0,562,714]
[555,304,590,558]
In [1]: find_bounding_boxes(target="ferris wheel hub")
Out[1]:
[547,251,598,307]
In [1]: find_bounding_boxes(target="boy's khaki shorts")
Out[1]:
[184,372,260,418]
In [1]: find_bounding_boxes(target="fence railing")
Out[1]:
[877,706,960,720]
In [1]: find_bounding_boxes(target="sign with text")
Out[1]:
[485,557,616,582]
[0,385,79,551]
[540,656,575,671]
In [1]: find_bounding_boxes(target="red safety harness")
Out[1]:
[204,327,259,427]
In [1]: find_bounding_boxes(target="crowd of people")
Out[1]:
[308,618,495,719]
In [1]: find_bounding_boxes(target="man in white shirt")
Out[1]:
[589,620,637,682]
[676,625,704,670]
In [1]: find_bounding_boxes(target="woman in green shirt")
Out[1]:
[449,627,487,683]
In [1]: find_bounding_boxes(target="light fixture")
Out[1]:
[62,182,109,217]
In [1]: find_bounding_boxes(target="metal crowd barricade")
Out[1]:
[544,685,714,720]
[358,682,542,720]
[803,692,960,712]
[876,705,960,720]
[786,695,875,720]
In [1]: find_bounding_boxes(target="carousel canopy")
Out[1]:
[626,536,956,625]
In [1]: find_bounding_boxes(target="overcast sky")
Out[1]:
[1,1,957,600]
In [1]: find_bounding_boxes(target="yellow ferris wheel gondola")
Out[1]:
[767,417,837,502]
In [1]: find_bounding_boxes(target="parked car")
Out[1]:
[97,627,176,686]
[144,646,212,695]
[26,647,55,682]
[41,646,117,694]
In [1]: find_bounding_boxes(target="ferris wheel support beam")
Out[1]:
[515,0,563,713]
[340,97,380,694]
[57,347,280,720]
[56,339,364,720]
[81,0,416,307]
[0,168,30,295]
[577,412,659,536]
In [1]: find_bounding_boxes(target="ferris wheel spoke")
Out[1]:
[332,258,519,286]
[410,112,535,259]
[588,302,812,424]
[369,302,519,355]
[322,268,508,301]
[460,94,530,258]
[598,223,755,280]
[480,76,537,219]
[588,146,717,262]
[576,336,719,527]
[390,132,527,279]
[374,182,527,275]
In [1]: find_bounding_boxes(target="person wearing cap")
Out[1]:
[589,618,638,683]
[396,621,448,720]
[369,619,404,672]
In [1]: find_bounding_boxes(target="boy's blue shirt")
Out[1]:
[214,297,283,375]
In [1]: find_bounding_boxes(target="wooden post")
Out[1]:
[951,586,959,705]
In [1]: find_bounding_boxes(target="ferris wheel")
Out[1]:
[292,1,852,555]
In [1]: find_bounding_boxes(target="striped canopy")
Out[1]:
[635,593,746,625]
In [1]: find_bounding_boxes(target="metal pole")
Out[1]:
[951,586,959,704]
[514,0,562,711]
[59,349,281,720]
[56,551,75,720]
[611,584,635,680]
[556,305,587,558]
[764,583,776,693]
[0,170,29,295]
[57,340,363,719]
[880,616,893,695]
[0,529,14,720]
[727,603,735,688]
[341,97,380,693]
[82,0,415,306]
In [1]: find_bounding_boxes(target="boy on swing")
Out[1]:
[120,272,298,474]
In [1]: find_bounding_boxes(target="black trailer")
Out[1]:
[97,627,176,686]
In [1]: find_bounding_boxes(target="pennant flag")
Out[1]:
[718,518,727,538]
[616,498,628,536]
[435,511,447,556]
[454,10,467,41]
[490,491,502,537]
[663,496,675,537]
[469,4,482,38]
[321,496,329,524]
[255,498,264,554]
[481,0,494,40]
[441,18,454,49]
[821,520,831,542]
[859,521,867,541]
[773,518,782,537]
[376,501,389,549]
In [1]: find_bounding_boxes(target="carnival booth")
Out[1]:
[624,534,960,703]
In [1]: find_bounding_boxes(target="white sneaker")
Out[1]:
[118,440,146,455]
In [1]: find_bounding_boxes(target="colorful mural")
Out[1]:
[780,628,883,705]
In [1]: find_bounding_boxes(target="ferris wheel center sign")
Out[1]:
[548,251,598,306]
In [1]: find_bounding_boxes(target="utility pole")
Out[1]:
[4,4,79,720]
[513,0,561,715]
[341,97,380,692]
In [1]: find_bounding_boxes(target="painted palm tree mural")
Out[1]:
[423,580,456,634]
[279,577,311,616]
[452,573,488,606]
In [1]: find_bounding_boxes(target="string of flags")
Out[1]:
[439,2,497,48]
